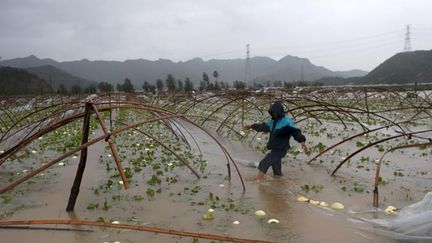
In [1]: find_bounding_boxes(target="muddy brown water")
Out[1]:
[1,121,431,243]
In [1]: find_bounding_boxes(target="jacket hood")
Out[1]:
[268,102,285,120]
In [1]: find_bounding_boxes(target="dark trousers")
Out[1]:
[257,149,288,176]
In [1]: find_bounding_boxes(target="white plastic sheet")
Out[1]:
[360,192,432,240]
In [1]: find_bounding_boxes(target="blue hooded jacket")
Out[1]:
[251,102,306,150]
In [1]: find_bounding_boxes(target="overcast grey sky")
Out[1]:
[0,0,431,71]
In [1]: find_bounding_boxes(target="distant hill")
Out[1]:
[315,50,432,86]
[334,69,368,78]
[252,56,367,83]
[25,65,97,90]
[356,50,432,84]
[0,67,50,95]
[314,76,360,86]
[0,55,367,87]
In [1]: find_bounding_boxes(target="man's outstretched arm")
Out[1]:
[244,123,270,133]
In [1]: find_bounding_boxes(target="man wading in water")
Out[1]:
[244,102,308,180]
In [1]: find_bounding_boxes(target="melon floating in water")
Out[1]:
[319,201,329,207]
[267,218,280,224]
[309,200,320,205]
[384,205,397,214]
[331,202,344,210]
[254,210,266,216]
[297,196,309,202]
[202,212,214,220]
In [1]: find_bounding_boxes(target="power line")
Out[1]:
[307,39,401,59]
[253,29,404,53]
[182,28,426,63]
[253,37,402,60]
[191,29,405,60]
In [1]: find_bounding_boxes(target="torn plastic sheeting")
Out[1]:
[362,192,432,239]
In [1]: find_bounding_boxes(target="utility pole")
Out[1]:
[244,44,251,87]
[49,75,52,98]
[301,62,304,82]
[403,24,412,52]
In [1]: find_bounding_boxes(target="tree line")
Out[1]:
[97,70,248,94]
[2,66,317,96]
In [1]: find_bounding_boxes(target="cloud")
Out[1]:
[0,0,431,70]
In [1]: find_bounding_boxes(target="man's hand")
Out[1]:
[244,124,252,130]
[301,142,309,155]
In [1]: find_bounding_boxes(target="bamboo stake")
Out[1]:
[0,220,275,243]
[90,103,129,189]
[66,102,91,211]
[373,141,432,208]
[0,225,93,232]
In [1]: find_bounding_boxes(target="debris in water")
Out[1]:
[208,208,215,212]
[233,220,240,225]
[58,162,65,166]
[31,150,37,154]
[111,221,120,224]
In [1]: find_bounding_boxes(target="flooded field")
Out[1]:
[1,89,432,242]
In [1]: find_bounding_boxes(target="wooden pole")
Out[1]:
[90,103,129,189]
[109,92,113,130]
[241,93,244,126]
[66,102,91,211]
[0,219,276,243]
[364,88,369,118]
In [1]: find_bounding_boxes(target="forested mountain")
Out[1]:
[0,67,50,95]
[25,65,97,90]
[314,50,432,86]
[0,55,367,86]
[358,50,432,84]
